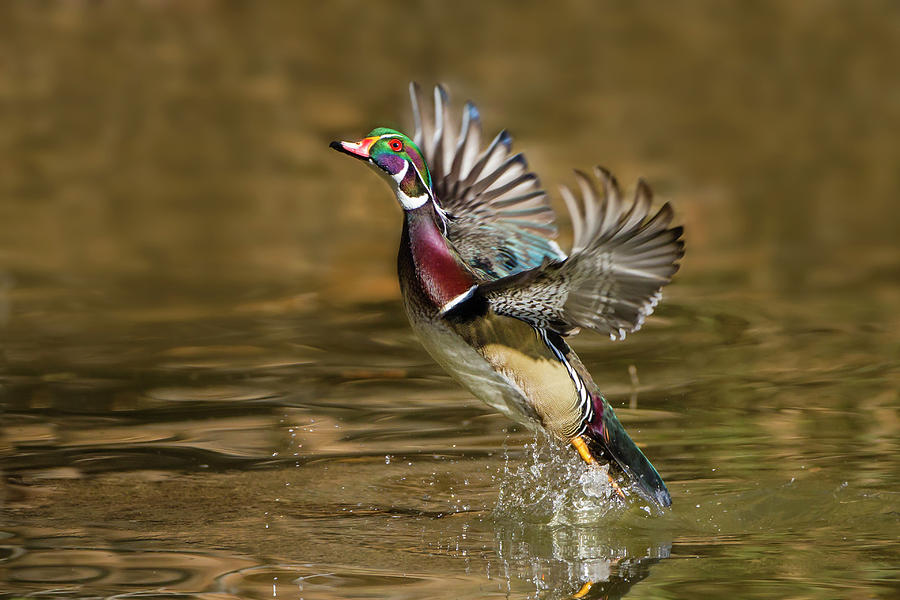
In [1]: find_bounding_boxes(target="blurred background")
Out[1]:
[1,2,898,599]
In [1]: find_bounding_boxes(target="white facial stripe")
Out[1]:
[376,134,436,213]
[407,159,427,188]
[388,155,424,209]
[391,160,409,183]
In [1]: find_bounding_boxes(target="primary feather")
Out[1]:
[475,167,683,339]
[409,82,564,280]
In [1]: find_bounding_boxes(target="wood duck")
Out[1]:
[331,84,683,507]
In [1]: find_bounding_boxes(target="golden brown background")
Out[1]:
[2,2,899,599]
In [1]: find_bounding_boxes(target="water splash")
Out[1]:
[493,433,662,526]
[489,434,673,597]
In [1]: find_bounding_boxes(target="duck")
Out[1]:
[330,83,683,507]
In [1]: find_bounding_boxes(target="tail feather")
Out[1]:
[587,396,671,507]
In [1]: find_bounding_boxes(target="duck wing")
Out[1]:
[446,167,684,340]
[409,83,565,280]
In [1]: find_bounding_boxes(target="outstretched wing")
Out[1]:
[409,83,565,280]
[459,167,684,340]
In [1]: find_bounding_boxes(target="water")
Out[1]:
[2,2,900,599]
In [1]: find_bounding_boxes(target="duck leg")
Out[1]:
[570,435,626,500]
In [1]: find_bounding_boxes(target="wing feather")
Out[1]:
[409,83,564,280]
[469,168,684,339]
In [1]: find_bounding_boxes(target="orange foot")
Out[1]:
[572,580,594,599]
[570,435,626,500]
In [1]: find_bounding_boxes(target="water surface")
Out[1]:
[2,2,899,599]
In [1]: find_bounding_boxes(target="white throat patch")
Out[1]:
[397,189,429,210]
[391,160,428,210]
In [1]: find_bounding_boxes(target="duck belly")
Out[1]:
[405,308,545,430]
[404,304,585,440]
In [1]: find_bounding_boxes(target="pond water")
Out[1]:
[2,3,899,599]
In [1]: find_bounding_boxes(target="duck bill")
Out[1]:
[329,136,377,160]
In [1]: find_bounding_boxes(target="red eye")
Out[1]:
[388,139,403,152]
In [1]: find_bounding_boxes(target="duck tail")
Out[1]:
[586,394,672,507]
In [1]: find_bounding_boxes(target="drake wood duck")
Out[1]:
[331,84,683,507]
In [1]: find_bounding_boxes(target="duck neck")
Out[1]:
[399,204,474,311]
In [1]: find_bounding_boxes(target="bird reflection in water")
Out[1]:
[488,435,672,599]
[494,523,671,599]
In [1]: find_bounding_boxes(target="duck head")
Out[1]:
[330,128,434,211]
